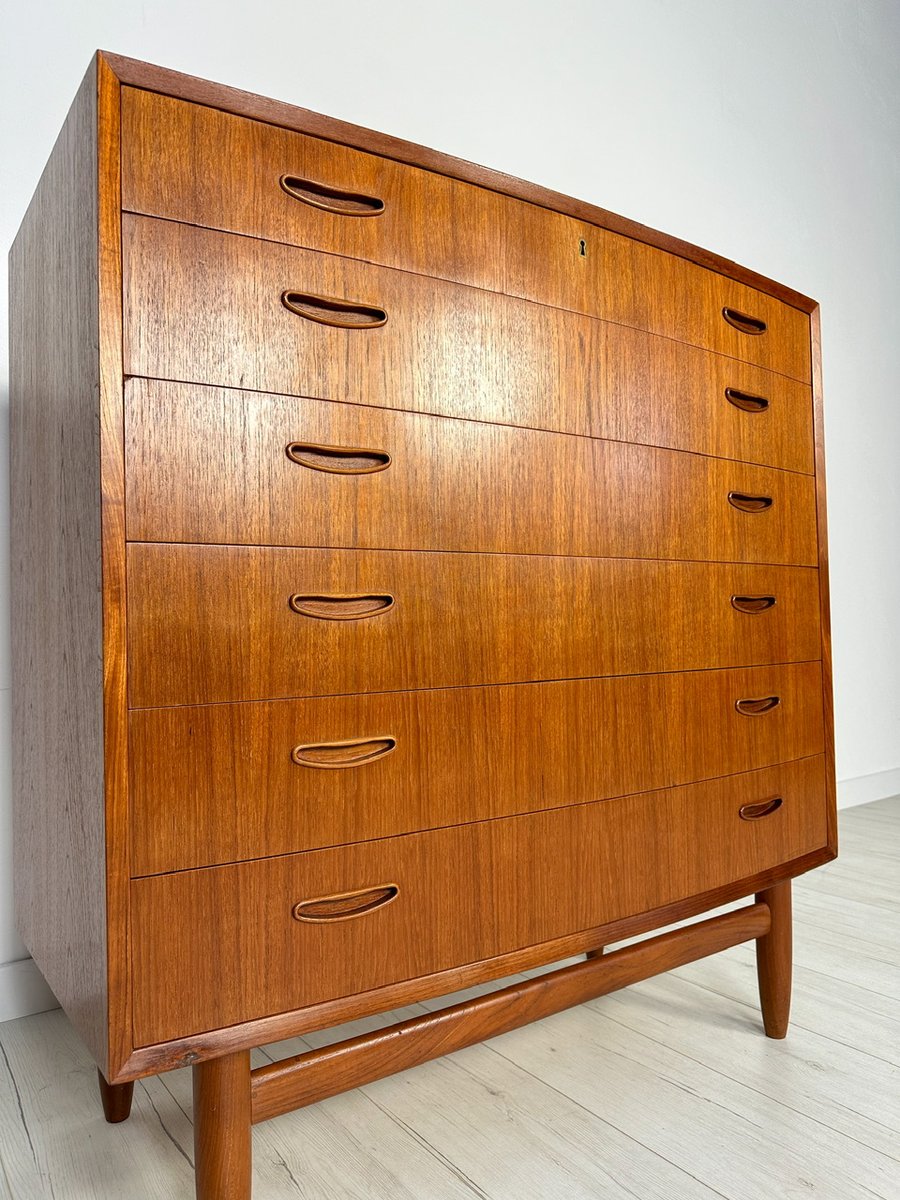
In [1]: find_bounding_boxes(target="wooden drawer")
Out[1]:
[123,217,814,475]
[122,91,811,380]
[130,662,826,874]
[124,222,813,439]
[125,379,817,563]
[126,544,822,708]
[131,755,828,1044]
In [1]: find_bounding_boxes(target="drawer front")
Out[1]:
[124,216,813,475]
[122,91,810,379]
[131,755,828,1045]
[130,662,826,873]
[124,222,814,440]
[126,380,816,563]
[123,218,813,477]
[126,544,822,708]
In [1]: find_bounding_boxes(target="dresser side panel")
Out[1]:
[8,59,109,1072]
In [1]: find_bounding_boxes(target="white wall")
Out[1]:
[1,0,899,1003]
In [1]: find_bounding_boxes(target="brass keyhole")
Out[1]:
[579,239,587,257]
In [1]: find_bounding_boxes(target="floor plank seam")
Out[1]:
[483,1044,734,1200]
[0,1038,37,1167]
[591,1005,900,1164]
[152,1071,194,1126]
[270,1150,304,1195]
[362,1090,493,1200]
[662,975,900,1065]
[138,1080,194,1168]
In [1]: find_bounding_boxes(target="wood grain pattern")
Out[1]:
[115,842,835,1081]
[755,879,793,1038]
[120,88,811,379]
[131,756,827,1045]
[193,1051,252,1200]
[96,52,132,1085]
[129,662,826,873]
[104,53,817,313]
[8,57,109,1074]
[126,543,822,708]
[123,221,815,456]
[125,380,817,563]
[250,901,771,1122]
[123,334,815,477]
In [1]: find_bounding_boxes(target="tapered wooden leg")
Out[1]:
[97,1070,134,1123]
[755,880,792,1038]
[193,1051,252,1200]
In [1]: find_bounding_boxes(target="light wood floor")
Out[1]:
[1,797,898,1199]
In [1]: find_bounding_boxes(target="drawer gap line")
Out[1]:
[125,659,825,714]
[129,752,826,879]
[122,372,816,479]
[123,538,822,571]
[121,211,813,386]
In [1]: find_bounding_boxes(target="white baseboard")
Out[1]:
[838,766,900,811]
[0,958,58,1024]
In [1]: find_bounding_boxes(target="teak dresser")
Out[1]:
[10,52,836,1199]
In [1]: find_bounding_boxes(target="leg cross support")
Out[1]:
[190,885,790,1199]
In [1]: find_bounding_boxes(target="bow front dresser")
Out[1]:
[10,52,836,1199]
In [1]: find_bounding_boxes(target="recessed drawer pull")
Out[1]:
[735,696,781,716]
[288,592,395,620]
[739,796,783,821]
[286,441,392,474]
[722,307,767,336]
[728,491,773,513]
[282,290,388,329]
[291,736,397,769]
[725,387,769,413]
[279,174,385,217]
[731,594,776,614]
[292,884,400,923]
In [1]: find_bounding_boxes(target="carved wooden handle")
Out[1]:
[286,441,392,474]
[289,593,394,620]
[291,736,397,769]
[725,387,769,413]
[280,174,385,216]
[728,491,773,513]
[292,884,399,923]
[735,696,781,716]
[282,291,388,329]
[739,797,783,821]
[722,307,767,335]
[731,594,776,614]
